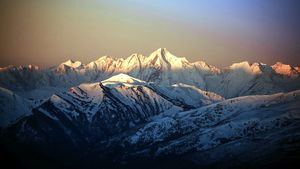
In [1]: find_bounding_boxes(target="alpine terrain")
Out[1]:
[1,48,300,169]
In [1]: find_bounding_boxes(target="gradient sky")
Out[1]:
[0,0,300,68]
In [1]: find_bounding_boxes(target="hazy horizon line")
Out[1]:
[1,48,299,69]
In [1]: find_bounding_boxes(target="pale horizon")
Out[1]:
[1,47,299,69]
[1,0,300,68]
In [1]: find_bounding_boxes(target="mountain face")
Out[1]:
[1,81,299,168]
[0,87,32,128]
[271,62,300,77]
[1,48,300,100]
[121,90,300,168]
[126,90,300,153]
[1,74,222,144]
[0,74,226,168]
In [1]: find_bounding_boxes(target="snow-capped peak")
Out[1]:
[146,48,189,70]
[102,73,145,84]
[61,59,83,69]
[149,48,189,63]
[55,59,83,73]
[271,62,298,76]
[85,55,123,72]
[124,53,145,63]
[95,55,115,62]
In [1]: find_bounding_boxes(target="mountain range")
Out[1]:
[0,48,300,169]
[1,48,300,100]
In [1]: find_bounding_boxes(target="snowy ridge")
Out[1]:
[61,59,83,69]
[271,62,299,77]
[23,75,184,137]
[102,73,146,87]
[0,74,224,141]
[148,83,224,109]
[32,74,223,125]
[56,60,83,74]
[124,90,300,159]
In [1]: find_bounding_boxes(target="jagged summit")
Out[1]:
[139,48,191,72]
[271,62,299,76]
[150,48,170,57]
[147,48,189,65]
[55,59,83,73]
[95,55,115,62]
[60,59,83,69]
[123,53,145,66]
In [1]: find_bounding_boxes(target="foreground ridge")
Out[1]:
[1,85,300,168]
